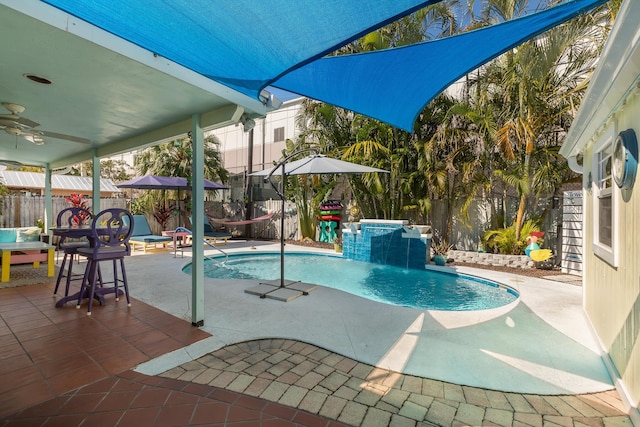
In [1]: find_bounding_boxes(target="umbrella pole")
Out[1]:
[280,164,285,288]
[263,148,319,289]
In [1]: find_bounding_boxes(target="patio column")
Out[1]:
[92,150,100,213]
[191,115,205,327]
[44,165,52,233]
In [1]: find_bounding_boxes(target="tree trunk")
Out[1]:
[514,194,526,241]
[515,141,533,241]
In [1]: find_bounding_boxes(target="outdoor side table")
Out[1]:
[0,241,55,282]
[161,230,191,258]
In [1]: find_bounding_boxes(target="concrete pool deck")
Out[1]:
[128,240,613,396]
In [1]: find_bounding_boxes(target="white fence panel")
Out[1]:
[562,190,583,275]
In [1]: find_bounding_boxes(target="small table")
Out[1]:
[161,230,191,258]
[0,241,55,282]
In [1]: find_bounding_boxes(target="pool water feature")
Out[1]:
[185,253,518,311]
[342,219,430,269]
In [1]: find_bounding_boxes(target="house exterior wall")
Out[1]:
[582,93,640,410]
[559,2,640,418]
[211,98,303,176]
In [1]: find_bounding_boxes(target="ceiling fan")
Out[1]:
[0,102,90,145]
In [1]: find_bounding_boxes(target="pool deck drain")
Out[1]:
[245,279,319,301]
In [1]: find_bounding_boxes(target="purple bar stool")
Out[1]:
[75,208,134,315]
[53,207,93,297]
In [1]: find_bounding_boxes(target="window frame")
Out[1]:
[274,126,285,142]
[592,126,618,267]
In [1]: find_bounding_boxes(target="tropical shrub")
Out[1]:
[483,220,540,255]
[431,240,453,256]
[129,198,147,215]
[64,193,92,224]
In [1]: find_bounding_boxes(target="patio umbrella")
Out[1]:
[250,154,387,176]
[117,175,227,227]
[250,152,388,288]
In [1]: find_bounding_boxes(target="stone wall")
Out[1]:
[447,249,535,269]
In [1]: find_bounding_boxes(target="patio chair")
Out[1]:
[127,215,173,252]
[76,208,134,315]
[204,220,232,245]
[191,215,232,245]
[53,207,94,297]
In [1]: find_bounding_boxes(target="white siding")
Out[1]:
[583,95,640,412]
[561,190,583,275]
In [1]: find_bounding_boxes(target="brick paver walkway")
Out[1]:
[160,339,632,427]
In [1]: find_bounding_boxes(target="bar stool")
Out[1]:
[76,208,134,315]
[53,207,93,297]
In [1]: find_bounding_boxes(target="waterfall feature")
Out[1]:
[342,220,431,269]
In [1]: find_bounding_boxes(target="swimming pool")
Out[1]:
[184,252,518,311]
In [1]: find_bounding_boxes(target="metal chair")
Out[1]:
[53,207,93,297]
[75,208,134,315]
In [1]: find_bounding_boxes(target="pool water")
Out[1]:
[185,253,518,311]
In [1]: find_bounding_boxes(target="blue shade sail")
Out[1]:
[41,0,439,97]
[273,0,608,131]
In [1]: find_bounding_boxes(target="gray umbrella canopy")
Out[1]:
[250,154,387,176]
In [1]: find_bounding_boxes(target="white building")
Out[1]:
[212,91,303,176]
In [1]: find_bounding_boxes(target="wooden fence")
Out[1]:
[0,196,126,229]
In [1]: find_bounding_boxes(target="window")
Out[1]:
[274,127,285,142]
[592,127,617,266]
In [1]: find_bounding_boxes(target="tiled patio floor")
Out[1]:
[0,282,344,426]
[0,268,633,426]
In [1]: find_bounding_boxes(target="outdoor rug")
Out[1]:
[0,264,59,289]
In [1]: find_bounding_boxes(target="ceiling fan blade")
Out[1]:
[14,116,40,128]
[38,130,90,144]
[0,118,26,128]
[22,134,48,145]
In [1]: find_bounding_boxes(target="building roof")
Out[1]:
[0,171,120,193]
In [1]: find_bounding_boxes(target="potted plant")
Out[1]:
[431,240,452,266]
[333,236,343,253]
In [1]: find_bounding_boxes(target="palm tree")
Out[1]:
[466,0,611,240]
[135,134,227,183]
[415,98,491,242]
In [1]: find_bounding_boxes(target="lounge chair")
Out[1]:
[203,222,232,245]
[128,215,173,252]
[191,215,232,245]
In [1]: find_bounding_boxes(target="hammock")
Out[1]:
[207,211,275,226]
